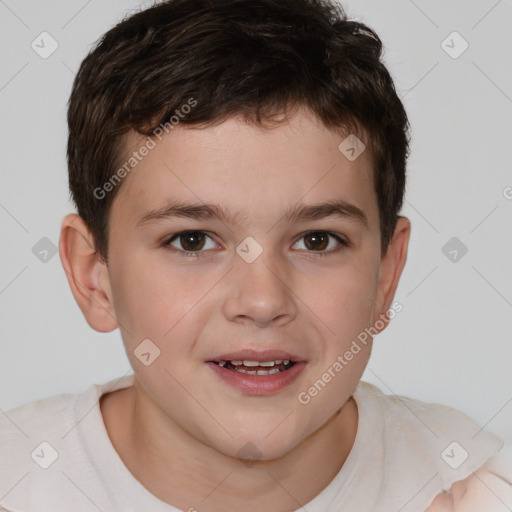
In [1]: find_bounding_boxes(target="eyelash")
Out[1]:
[163,230,349,258]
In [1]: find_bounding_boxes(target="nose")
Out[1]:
[222,248,298,328]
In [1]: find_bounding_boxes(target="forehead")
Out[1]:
[111,109,378,230]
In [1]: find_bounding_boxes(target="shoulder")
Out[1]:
[0,390,79,447]
[353,382,507,511]
[356,381,503,459]
[0,391,77,508]
[0,375,133,447]
[0,375,134,510]
[426,447,512,511]
[0,377,121,511]
[1,389,79,428]
[0,390,80,468]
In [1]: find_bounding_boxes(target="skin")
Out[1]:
[59,107,411,511]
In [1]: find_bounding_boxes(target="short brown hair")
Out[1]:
[67,0,409,261]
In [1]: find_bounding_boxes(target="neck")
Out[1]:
[101,379,358,512]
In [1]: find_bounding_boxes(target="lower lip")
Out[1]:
[206,361,306,395]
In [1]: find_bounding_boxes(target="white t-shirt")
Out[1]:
[0,374,511,511]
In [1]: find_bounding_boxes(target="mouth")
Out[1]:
[210,359,296,375]
[206,349,306,395]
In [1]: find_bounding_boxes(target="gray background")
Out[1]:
[1,0,511,445]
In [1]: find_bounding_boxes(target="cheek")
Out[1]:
[296,269,375,424]
[298,261,377,341]
[108,258,175,338]
[109,255,220,348]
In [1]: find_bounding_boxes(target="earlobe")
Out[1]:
[59,213,118,332]
[372,216,411,332]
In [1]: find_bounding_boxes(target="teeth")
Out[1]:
[215,359,293,369]
[243,360,279,367]
[242,360,261,367]
[257,368,280,375]
[230,359,288,367]
[234,368,281,375]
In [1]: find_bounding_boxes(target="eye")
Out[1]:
[165,230,219,254]
[163,230,347,258]
[292,231,347,254]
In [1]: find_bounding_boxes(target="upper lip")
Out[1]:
[207,349,306,363]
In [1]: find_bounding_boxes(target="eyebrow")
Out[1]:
[137,199,368,228]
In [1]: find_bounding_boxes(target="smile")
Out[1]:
[215,359,295,375]
[207,359,305,395]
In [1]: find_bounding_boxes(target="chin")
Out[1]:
[223,439,297,464]
[208,424,304,463]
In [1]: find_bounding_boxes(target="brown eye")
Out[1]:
[303,232,329,251]
[167,231,217,252]
[180,231,205,251]
[292,231,347,254]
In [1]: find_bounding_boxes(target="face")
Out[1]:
[104,108,391,460]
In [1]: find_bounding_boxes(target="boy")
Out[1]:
[1,0,510,510]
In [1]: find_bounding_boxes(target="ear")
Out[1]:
[59,213,118,332]
[371,216,411,334]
